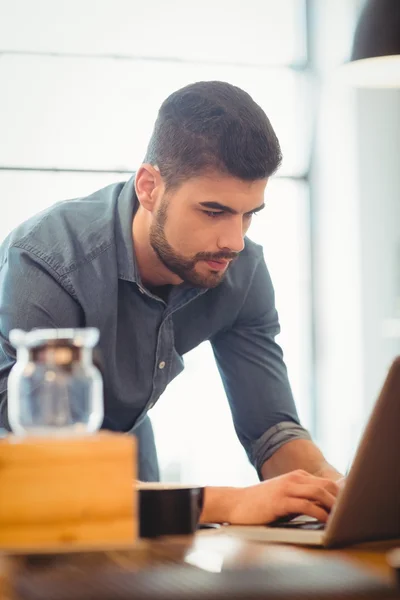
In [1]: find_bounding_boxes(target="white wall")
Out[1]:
[306,0,400,473]
[313,83,400,473]
[357,89,400,409]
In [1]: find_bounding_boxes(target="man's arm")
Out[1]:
[0,246,83,428]
[261,438,343,481]
[211,251,342,485]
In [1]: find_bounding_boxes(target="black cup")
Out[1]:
[387,548,400,588]
[138,483,205,538]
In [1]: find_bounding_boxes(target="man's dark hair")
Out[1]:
[144,81,282,190]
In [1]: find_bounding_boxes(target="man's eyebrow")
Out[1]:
[199,201,265,215]
[248,203,265,215]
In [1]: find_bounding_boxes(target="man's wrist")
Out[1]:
[313,463,343,481]
[200,486,243,524]
[260,439,343,482]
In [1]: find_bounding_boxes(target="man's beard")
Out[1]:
[149,200,238,289]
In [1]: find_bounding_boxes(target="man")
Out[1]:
[0,81,341,525]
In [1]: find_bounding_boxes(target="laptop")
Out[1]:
[227,357,400,548]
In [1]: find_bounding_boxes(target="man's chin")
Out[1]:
[184,269,226,289]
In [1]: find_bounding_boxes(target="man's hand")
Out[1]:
[201,470,340,525]
[229,470,339,525]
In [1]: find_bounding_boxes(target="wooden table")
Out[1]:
[0,529,399,599]
[314,539,399,581]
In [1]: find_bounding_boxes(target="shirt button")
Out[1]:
[158,361,166,370]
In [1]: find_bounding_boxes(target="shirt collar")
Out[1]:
[115,174,141,284]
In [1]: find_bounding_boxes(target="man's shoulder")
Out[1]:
[0,181,125,276]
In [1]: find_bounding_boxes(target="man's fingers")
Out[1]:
[311,478,340,498]
[281,498,330,523]
[292,472,340,498]
[289,483,337,512]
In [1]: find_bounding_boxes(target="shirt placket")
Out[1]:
[137,285,207,414]
[147,315,174,409]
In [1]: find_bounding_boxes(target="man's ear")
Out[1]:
[135,164,163,212]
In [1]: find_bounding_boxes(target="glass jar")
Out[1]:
[7,328,104,436]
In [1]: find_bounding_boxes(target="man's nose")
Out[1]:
[217,218,245,253]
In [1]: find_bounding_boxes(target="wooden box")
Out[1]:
[0,432,136,550]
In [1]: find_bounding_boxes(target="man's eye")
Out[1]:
[204,211,223,218]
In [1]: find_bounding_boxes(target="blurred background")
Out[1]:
[0,0,399,484]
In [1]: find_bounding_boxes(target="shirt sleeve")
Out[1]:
[210,253,311,479]
[0,245,83,429]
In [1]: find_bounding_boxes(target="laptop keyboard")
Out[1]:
[268,520,326,531]
[296,522,326,530]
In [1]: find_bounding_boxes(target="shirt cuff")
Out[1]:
[250,421,312,480]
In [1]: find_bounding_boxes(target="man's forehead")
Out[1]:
[178,173,266,193]
[178,175,267,210]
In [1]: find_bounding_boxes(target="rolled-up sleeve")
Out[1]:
[210,253,311,479]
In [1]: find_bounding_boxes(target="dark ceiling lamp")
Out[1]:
[343,0,400,87]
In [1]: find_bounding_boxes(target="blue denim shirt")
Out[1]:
[0,175,310,476]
